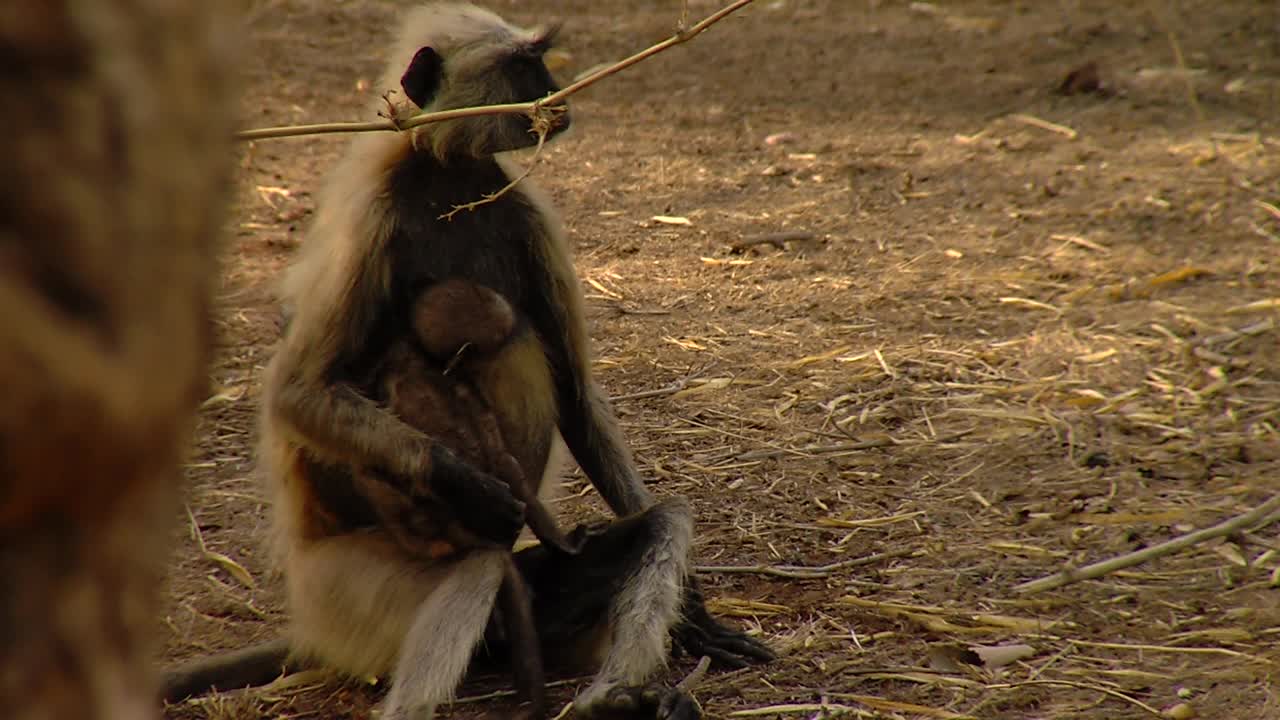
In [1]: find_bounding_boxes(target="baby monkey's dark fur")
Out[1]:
[368,278,576,560]
[360,278,579,720]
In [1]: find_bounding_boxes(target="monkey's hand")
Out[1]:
[563,519,612,554]
[429,445,526,547]
[670,576,776,669]
[576,683,700,720]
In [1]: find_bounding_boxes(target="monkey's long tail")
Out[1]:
[160,638,302,703]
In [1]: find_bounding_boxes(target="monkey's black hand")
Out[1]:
[429,445,526,547]
[670,576,776,669]
[562,519,612,554]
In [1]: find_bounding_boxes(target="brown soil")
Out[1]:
[164,1,1280,719]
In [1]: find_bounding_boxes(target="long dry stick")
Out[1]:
[735,429,974,462]
[696,547,923,579]
[983,680,1164,718]
[235,0,757,142]
[1015,493,1280,594]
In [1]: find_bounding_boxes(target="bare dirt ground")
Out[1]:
[163,1,1280,718]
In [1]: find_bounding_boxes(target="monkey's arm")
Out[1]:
[549,358,776,667]
[522,235,655,518]
[267,363,524,544]
[534,326,652,517]
[560,382,657,517]
[531,272,776,670]
[269,365,435,477]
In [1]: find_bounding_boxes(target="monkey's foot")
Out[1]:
[671,582,776,669]
[576,684,700,720]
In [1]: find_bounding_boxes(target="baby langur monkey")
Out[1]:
[364,278,576,560]
[356,278,579,720]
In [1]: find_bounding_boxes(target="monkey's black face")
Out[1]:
[401,37,571,159]
[503,52,572,140]
[481,50,570,153]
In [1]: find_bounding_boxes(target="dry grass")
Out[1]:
[164,1,1280,718]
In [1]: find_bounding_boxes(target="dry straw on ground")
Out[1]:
[167,1,1280,718]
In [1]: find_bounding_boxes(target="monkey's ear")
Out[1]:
[400,46,443,108]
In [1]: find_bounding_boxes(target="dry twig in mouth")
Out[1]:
[234,0,759,142]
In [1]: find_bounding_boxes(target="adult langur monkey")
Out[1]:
[245,3,776,719]
[0,2,237,719]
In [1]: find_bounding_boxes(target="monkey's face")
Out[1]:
[402,25,572,160]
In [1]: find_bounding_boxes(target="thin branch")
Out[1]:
[452,676,586,705]
[235,102,533,141]
[438,123,549,220]
[610,381,694,403]
[537,0,754,106]
[983,680,1164,717]
[696,547,923,579]
[610,365,714,403]
[735,429,974,462]
[1015,493,1280,594]
[234,0,758,142]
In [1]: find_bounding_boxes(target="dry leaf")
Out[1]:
[1225,298,1280,315]
[1148,266,1211,287]
[942,14,1002,33]
[662,336,706,351]
[1212,543,1248,567]
[1170,628,1253,643]
[1073,511,1189,525]
[1076,348,1117,363]
[652,215,692,226]
[971,643,1037,668]
[260,669,335,694]
[584,276,623,299]
[205,551,256,589]
[842,693,973,719]
[784,346,853,369]
[201,384,247,407]
[971,614,1050,633]
[706,597,791,617]
[670,377,733,400]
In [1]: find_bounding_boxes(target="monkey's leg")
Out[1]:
[497,558,548,720]
[506,498,700,720]
[557,384,774,669]
[382,551,507,720]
